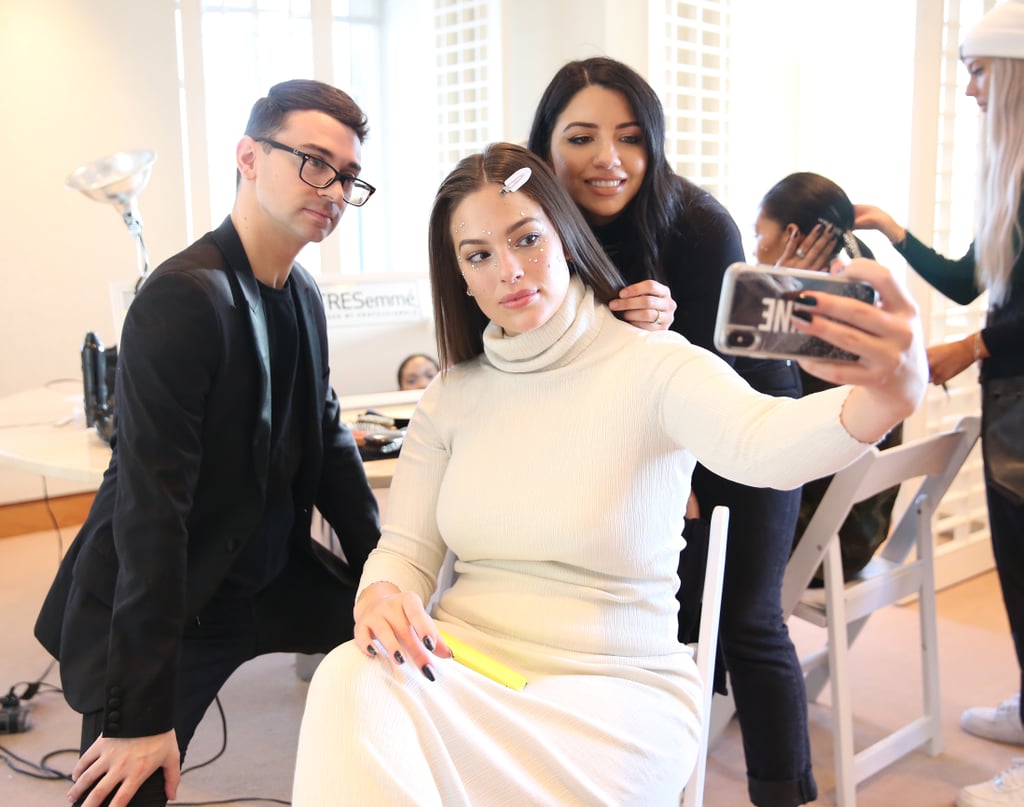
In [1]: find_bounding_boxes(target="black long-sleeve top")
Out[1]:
[897,218,1024,383]
[592,175,801,397]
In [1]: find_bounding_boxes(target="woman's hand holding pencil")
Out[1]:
[353,581,528,690]
[353,581,451,683]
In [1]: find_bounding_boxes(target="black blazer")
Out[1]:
[35,217,380,737]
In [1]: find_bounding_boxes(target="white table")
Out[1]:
[0,383,110,485]
[1,383,420,684]
[0,384,418,489]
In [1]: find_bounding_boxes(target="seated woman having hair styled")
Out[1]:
[291,144,927,807]
[755,171,904,582]
[397,353,440,390]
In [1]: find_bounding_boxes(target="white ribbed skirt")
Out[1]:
[292,623,701,806]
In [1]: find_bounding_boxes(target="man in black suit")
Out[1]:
[35,79,381,807]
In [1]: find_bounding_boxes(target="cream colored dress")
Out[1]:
[292,277,864,806]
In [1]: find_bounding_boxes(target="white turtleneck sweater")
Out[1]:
[295,277,867,807]
[360,276,862,662]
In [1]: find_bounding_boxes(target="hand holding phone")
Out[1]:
[714,263,878,363]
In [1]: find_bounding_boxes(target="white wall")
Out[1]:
[501,0,651,144]
[1,1,187,388]
[728,0,918,262]
[0,0,187,502]
[0,0,926,504]
[499,0,918,262]
[0,0,434,504]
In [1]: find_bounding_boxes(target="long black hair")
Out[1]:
[759,172,874,261]
[527,57,681,283]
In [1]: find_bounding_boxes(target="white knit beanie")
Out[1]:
[961,0,1024,60]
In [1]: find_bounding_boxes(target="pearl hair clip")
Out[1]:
[500,167,531,195]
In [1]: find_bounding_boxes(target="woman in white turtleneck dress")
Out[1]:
[292,145,927,807]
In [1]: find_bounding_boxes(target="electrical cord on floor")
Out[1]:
[8,465,290,804]
[0,741,76,780]
[0,692,291,805]
[181,695,228,777]
[41,475,67,562]
[171,693,289,805]
[0,660,75,781]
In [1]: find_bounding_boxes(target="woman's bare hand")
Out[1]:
[608,279,676,331]
[853,204,906,245]
[776,222,837,271]
[353,582,450,682]
[926,338,977,386]
[792,258,927,443]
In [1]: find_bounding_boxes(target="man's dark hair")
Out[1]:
[245,79,369,142]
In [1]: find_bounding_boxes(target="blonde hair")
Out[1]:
[975,57,1024,305]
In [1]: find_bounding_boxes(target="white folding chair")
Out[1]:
[682,505,730,807]
[781,415,980,806]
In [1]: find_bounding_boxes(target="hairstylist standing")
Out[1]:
[528,58,814,806]
[856,3,1024,804]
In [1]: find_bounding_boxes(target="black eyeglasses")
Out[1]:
[254,138,376,206]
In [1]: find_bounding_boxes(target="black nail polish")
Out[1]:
[792,309,813,323]
[423,635,435,652]
[796,293,818,307]
[394,650,405,664]
[422,664,436,682]
[366,644,377,657]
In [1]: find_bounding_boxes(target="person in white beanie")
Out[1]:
[855,2,1024,804]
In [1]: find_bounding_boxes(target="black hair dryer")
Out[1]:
[81,331,116,443]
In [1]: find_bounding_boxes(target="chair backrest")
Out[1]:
[683,505,730,807]
[782,415,981,618]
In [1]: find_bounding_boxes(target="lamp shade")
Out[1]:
[65,150,157,286]
[65,150,156,209]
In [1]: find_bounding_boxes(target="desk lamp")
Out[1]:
[65,149,157,292]
[65,150,156,443]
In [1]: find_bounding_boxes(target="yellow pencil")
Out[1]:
[437,629,528,691]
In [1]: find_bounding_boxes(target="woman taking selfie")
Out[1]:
[292,143,926,806]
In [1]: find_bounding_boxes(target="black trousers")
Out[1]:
[986,479,1024,722]
[74,549,357,807]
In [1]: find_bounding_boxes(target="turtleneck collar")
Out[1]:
[482,275,602,373]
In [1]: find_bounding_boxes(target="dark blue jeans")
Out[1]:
[678,357,815,807]
[681,474,815,807]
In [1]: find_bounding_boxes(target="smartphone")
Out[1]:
[714,263,878,363]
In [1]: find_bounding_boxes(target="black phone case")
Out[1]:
[714,263,878,363]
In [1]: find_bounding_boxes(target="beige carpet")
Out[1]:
[0,526,1017,806]
[704,570,1017,806]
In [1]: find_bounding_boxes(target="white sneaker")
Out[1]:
[962,694,1024,745]
[957,759,1024,807]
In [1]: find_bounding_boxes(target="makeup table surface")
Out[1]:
[0,383,418,489]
